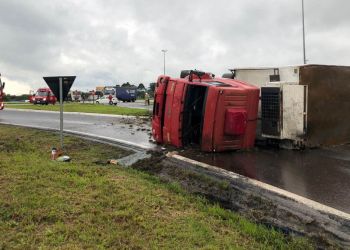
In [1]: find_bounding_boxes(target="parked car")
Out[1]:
[96,96,118,105]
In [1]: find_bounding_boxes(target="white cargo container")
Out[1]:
[260,82,308,147]
[224,65,350,148]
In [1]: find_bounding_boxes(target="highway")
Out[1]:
[1,109,350,213]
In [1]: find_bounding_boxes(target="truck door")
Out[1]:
[152,76,170,143]
[161,80,186,147]
[169,81,186,147]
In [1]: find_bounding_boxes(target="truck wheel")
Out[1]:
[96,101,99,104]
[180,70,191,78]
[222,72,235,79]
[109,101,113,105]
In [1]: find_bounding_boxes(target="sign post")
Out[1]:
[59,77,63,148]
[43,76,76,149]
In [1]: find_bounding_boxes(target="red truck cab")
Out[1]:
[32,88,57,105]
[152,70,260,152]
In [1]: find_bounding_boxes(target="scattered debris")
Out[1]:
[166,151,178,157]
[117,151,151,167]
[108,159,118,165]
[56,155,71,162]
[51,147,58,160]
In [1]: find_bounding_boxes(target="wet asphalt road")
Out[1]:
[0,109,155,150]
[116,100,153,110]
[180,146,350,213]
[1,109,350,213]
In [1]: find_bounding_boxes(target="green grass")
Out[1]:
[7,103,150,116]
[0,125,313,249]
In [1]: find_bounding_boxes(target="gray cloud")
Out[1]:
[0,0,349,94]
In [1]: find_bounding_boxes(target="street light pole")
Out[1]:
[161,49,167,75]
[302,0,307,64]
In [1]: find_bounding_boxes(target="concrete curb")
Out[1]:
[164,154,350,248]
[170,154,350,221]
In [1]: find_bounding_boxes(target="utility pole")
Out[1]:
[302,0,307,64]
[161,49,167,75]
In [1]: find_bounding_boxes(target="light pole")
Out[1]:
[302,0,307,64]
[161,49,167,75]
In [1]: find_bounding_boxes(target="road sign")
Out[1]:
[43,76,76,149]
[43,76,76,102]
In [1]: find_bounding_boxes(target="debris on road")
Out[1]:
[56,155,71,162]
[108,159,118,165]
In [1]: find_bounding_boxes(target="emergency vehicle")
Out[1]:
[152,70,260,152]
[32,88,57,105]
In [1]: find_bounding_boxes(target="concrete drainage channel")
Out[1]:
[1,123,350,248]
[60,131,153,167]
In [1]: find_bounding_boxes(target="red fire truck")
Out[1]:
[0,74,5,110]
[31,88,57,105]
[152,70,260,152]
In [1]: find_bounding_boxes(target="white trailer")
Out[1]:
[224,65,350,148]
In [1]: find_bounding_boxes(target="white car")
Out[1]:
[96,96,118,105]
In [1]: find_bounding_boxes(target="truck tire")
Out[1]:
[222,72,235,79]
[96,101,99,104]
[180,70,191,78]
[109,101,113,105]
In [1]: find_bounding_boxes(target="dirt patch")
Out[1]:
[131,152,350,249]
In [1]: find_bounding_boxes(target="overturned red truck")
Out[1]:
[152,70,260,152]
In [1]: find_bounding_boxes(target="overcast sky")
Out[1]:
[1,0,349,94]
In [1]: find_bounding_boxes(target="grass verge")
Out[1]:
[0,125,313,249]
[6,103,150,116]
